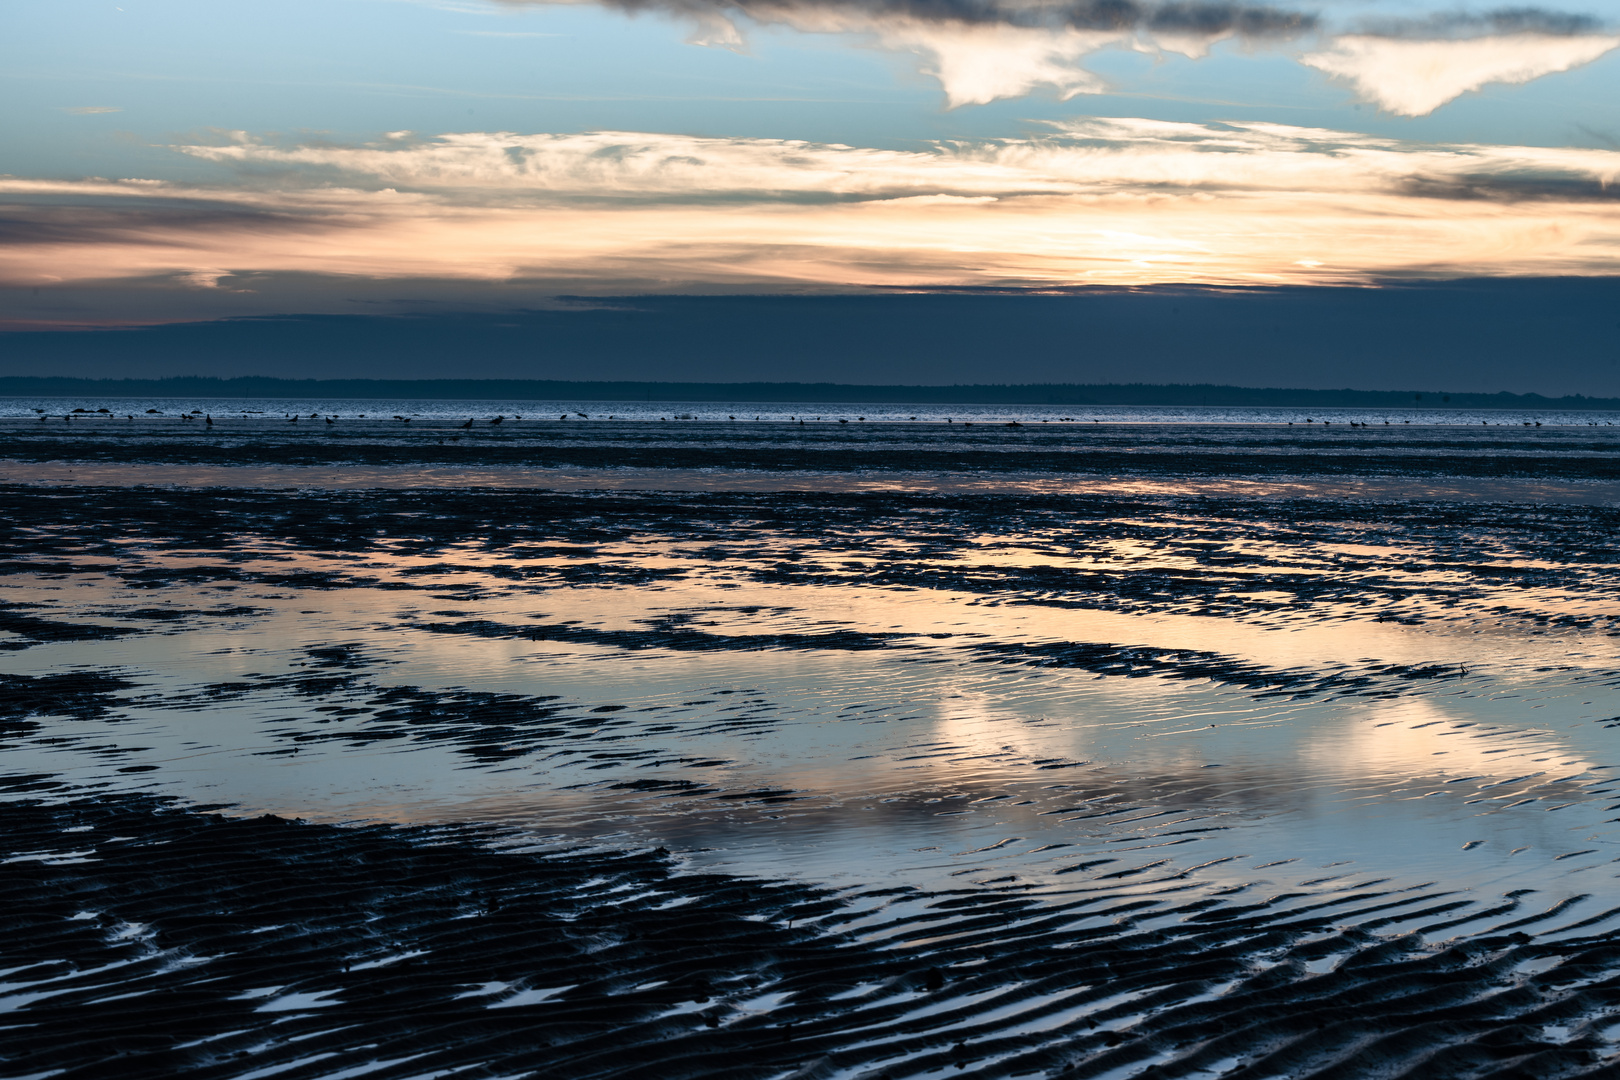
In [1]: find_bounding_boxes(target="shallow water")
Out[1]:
[5,485,1620,902]
[8,442,1620,1077]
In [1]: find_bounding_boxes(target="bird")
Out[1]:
[460,418,473,429]
[490,416,503,425]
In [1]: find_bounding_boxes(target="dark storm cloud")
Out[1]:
[1354,6,1611,39]
[559,0,1317,36]
[523,0,1619,39]
[0,200,323,246]
[1396,172,1620,202]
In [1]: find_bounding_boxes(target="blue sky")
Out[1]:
[11,0,1620,176]
[4,0,1620,335]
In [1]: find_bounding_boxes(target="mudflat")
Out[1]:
[6,414,1620,1079]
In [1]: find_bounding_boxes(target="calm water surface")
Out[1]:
[5,481,1618,916]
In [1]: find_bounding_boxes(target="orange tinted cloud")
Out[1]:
[3,120,1618,322]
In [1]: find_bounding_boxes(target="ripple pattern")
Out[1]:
[7,795,1620,1080]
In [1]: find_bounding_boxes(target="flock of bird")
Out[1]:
[19,407,1619,428]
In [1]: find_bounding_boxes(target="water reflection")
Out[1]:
[4,482,1620,918]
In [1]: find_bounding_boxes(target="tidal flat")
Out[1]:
[7,412,1620,1079]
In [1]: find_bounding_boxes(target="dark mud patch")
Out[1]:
[7,794,1620,1079]
[413,616,915,654]
[0,603,139,649]
[179,665,768,770]
[0,672,135,739]
[116,604,263,621]
[971,641,1468,700]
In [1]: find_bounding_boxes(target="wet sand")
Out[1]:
[6,419,1620,1078]
[7,460,1620,506]
[9,791,1620,1080]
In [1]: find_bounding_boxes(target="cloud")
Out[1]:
[863,22,1120,106]
[506,0,1317,104]
[61,106,123,115]
[168,122,1620,203]
[583,0,1315,39]
[3,120,1619,324]
[491,0,1620,109]
[1349,7,1609,40]
[1304,31,1620,116]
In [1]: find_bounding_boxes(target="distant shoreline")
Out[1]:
[2,377,1617,411]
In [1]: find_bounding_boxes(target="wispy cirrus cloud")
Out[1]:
[3,120,1619,327]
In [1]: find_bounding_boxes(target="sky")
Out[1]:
[4,0,1620,388]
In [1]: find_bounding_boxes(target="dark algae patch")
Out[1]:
[5,795,1620,1079]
